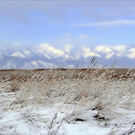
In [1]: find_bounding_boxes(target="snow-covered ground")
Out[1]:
[1,69,135,135]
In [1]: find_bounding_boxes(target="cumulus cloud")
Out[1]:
[63,44,72,54]
[36,43,69,59]
[35,43,135,60]
[112,45,127,57]
[112,45,127,52]
[95,45,112,53]
[81,47,100,58]
[95,45,129,59]
[127,48,135,59]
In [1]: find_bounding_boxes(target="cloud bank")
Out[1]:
[34,43,135,60]
[36,43,69,60]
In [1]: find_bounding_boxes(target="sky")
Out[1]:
[0,0,135,59]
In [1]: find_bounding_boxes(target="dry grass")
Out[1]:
[1,65,135,134]
[1,68,135,107]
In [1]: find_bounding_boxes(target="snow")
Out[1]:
[38,60,56,68]
[0,102,134,135]
[2,61,17,69]
[0,103,111,135]
[11,52,26,58]
[24,50,31,56]
[31,61,39,69]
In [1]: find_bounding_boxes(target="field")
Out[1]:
[1,68,135,135]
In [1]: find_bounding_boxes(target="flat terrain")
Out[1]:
[1,68,135,135]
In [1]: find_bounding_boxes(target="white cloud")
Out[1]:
[63,44,72,54]
[73,20,135,27]
[95,45,112,53]
[113,45,127,52]
[81,47,100,58]
[127,48,135,59]
[106,52,114,59]
[34,43,135,60]
[79,34,96,39]
[95,45,128,59]
[112,45,127,57]
[36,43,66,59]
[35,44,135,60]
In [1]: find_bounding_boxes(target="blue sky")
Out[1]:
[0,0,135,50]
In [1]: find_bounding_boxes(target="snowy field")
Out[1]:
[1,68,135,135]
